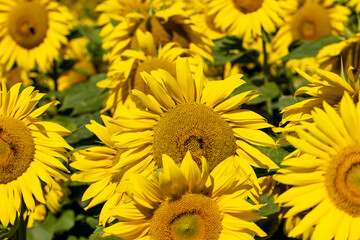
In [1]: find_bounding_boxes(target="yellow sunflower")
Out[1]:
[109,57,277,204]
[0,79,72,227]
[0,0,73,73]
[70,115,156,225]
[317,33,360,81]
[279,66,360,127]
[207,0,283,45]
[97,30,200,113]
[272,0,350,58]
[97,1,214,62]
[274,93,360,239]
[103,152,267,239]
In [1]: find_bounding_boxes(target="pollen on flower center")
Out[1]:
[232,0,264,13]
[150,193,222,240]
[153,103,237,171]
[0,117,35,184]
[326,145,360,217]
[8,1,48,49]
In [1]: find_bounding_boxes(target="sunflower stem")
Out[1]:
[11,205,28,240]
[262,34,273,116]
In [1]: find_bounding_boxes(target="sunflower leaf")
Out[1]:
[89,226,123,240]
[282,35,342,60]
[58,74,106,115]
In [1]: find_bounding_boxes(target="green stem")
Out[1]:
[10,205,28,240]
[262,35,273,116]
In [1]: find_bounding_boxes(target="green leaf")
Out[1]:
[256,146,289,167]
[278,95,296,111]
[89,226,123,240]
[58,74,107,115]
[282,35,342,60]
[27,212,57,240]
[0,220,18,240]
[74,25,102,45]
[247,82,281,105]
[212,36,258,66]
[51,112,103,145]
[54,210,76,233]
[259,193,280,217]
[254,194,282,239]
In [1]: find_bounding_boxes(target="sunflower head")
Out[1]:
[103,152,266,239]
[99,2,214,62]
[97,31,200,113]
[208,0,283,45]
[275,93,360,239]
[272,0,350,59]
[0,79,72,227]
[0,0,73,72]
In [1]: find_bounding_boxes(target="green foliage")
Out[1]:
[27,210,75,240]
[57,74,107,115]
[212,36,258,66]
[282,35,342,60]
[89,226,123,240]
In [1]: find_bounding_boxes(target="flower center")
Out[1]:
[153,103,237,171]
[232,0,264,13]
[133,58,176,95]
[8,0,48,49]
[325,145,360,216]
[138,17,190,50]
[291,2,331,41]
[150,193,222,240]
[0,117,35,184]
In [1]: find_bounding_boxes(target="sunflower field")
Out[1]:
[1,0,360,239]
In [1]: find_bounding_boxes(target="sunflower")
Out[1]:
[317,33,360,81]
[272,0,350,59]
[0,0,73,73]
[97,30,200,113]
[103,152,267,239]
[279,66,360,127]
[274,93,360,239]
[70,115,156,225]
[207,0,283,45]
[97,1,214,63]
[0,79,72,227]
[109,57,277,204]
[57,37,96,91]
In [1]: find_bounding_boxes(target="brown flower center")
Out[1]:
[291,2,331,41]
[153,103,237,171]
[8,0,48,49]
[138,17,190,50]
[0,117,35,184]
[232,0,264,13]
[325,145,360,216]
[150,193,222,240]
